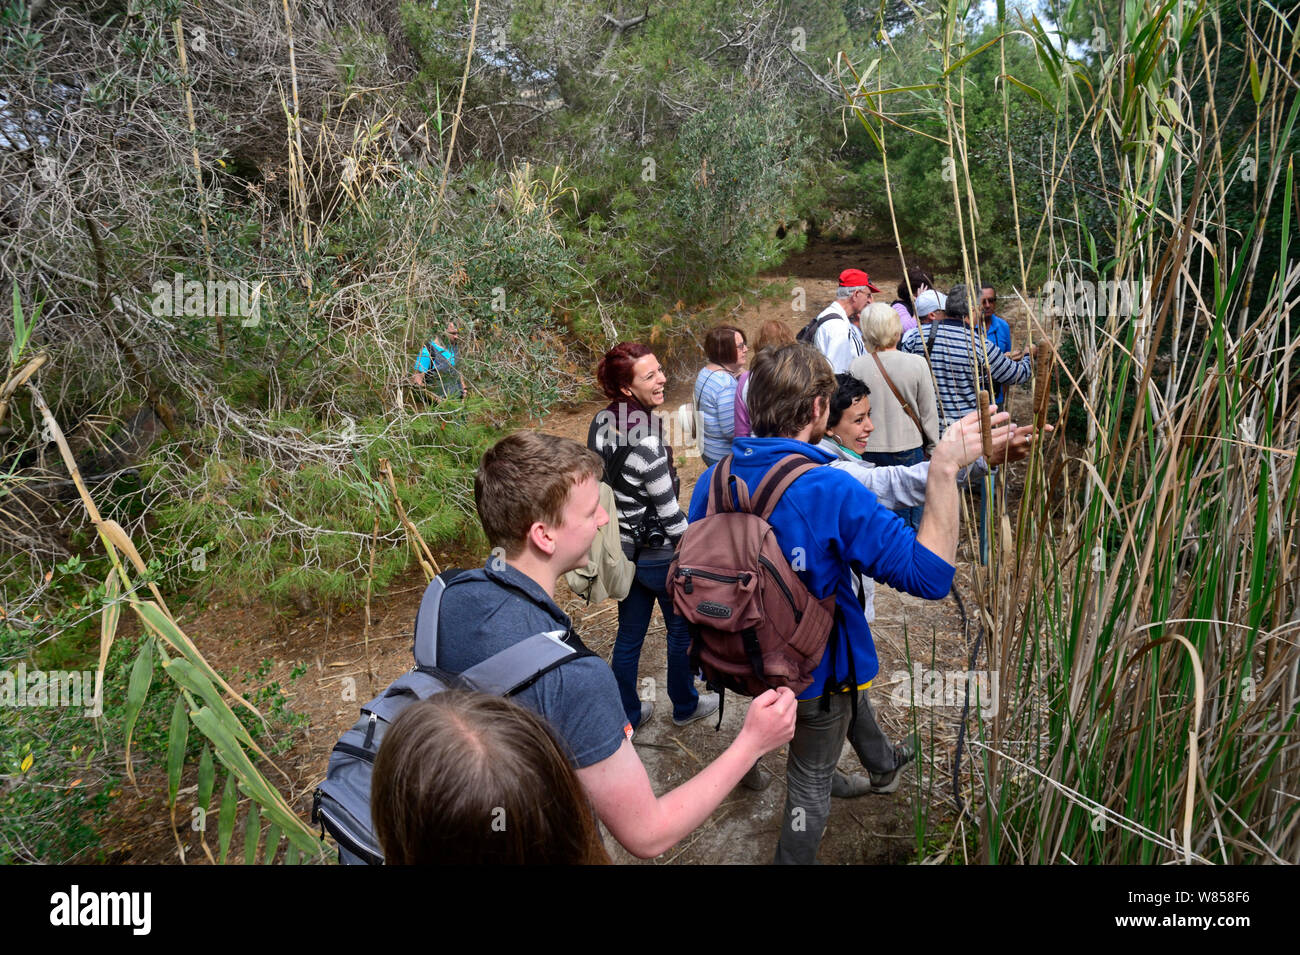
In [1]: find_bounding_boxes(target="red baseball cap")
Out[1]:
[839,268,881,292]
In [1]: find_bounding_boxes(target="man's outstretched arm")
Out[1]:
[576,687,797,859]
[915,408,1015,563]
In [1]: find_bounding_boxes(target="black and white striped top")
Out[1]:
[590,403,689,558]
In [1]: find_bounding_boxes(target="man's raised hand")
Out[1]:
[986,421,1053,466]
[934,406,1012,472]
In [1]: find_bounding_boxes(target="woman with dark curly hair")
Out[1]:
[590,343,718,731]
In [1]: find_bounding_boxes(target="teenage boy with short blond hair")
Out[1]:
[431,430,797,859]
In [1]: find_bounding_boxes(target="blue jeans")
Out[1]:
[860,446,925,531]
[612,556,699,726]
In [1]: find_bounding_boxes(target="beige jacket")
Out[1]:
[848,349,940,454]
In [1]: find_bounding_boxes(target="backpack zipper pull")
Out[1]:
[681,568,694,594]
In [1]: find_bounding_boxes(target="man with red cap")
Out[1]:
[810,268,881,374]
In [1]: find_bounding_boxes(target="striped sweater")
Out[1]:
[694,366,738,461]
[590,401,689,558]
[900,319,1032,427]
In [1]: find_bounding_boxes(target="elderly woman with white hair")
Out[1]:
[848,302,940,530]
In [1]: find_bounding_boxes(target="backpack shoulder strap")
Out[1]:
[589,412,646,501]
[361,668,453,724]
[750,454,821,521]
[606,442,641,498]
[814,310,839,336]
[412,573,453,667]
[414,573,587,692]
[460,630,591,696]
[707,455,751,515]
[799,309,837,342]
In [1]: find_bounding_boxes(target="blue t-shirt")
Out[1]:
[415,340,464,397]
[985,315,1012,405]
[414,340,456,374]
[688,437,955,699]
[435,562,631,767]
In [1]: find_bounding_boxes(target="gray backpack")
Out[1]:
[312,571,590,865]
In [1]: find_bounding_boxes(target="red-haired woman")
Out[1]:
[591,344,718,731]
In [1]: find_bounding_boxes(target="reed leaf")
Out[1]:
[264,823,282,865]
[196,745,214,817]
[121,638,154,788]
[166,695,188,809]
[217,772,237,865]
[244,800,261,866]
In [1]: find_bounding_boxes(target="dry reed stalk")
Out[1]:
[279,0,310,251]
[172,18,222,355]
[0,352,47,426]
[379,458,441,581]
[362,503,380,683]
[1033,343,1052,433]
[434,0,482,217]
[977,390,993,459]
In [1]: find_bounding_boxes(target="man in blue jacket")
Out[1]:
[688,342,1034,864]
[979,285,1013,407]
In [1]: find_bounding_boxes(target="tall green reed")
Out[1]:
[852,0,1299,863]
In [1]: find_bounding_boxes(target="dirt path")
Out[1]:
[106,242,1034,865]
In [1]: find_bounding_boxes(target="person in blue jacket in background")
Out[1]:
[413,321,466,399]
[688,342,1040,864]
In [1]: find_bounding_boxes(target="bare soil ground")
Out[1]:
[101,242,1036,865]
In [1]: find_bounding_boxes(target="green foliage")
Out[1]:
[0,615,162,863]
[8,282,39,367]
[149,399,496,608]
[889,0,1300,864]
[665,92,811,288]
[846,22,1056,284]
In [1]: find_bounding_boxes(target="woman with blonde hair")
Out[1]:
[848,303,939,530]
[733,320,794,438]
